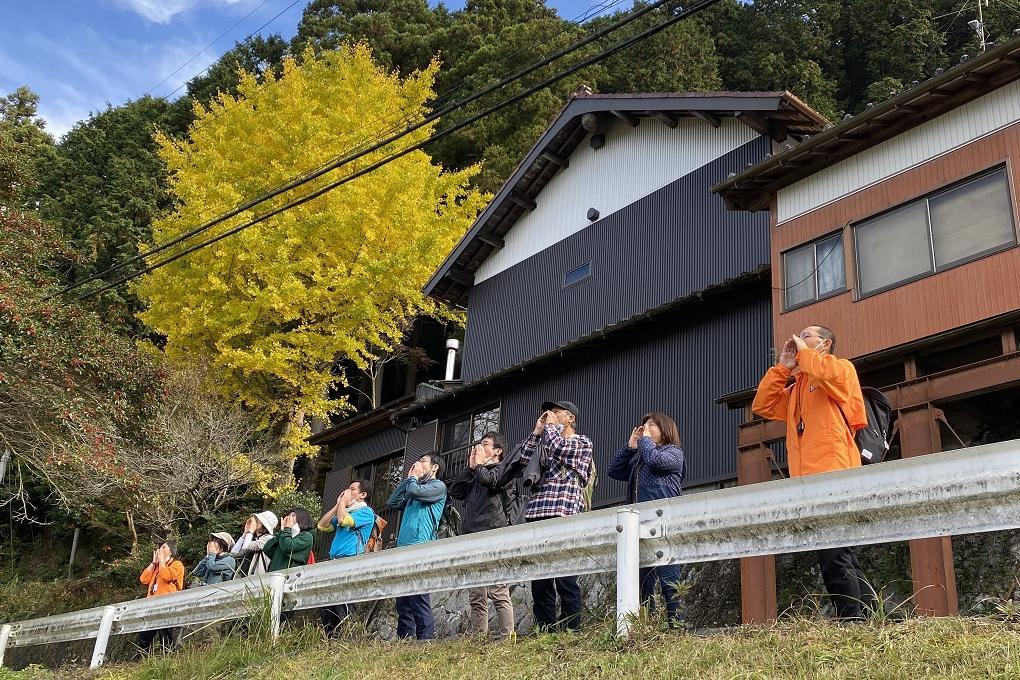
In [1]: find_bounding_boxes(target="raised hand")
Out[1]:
[778,337,798,369]
[533,411,549,435]
[629,426,643,449]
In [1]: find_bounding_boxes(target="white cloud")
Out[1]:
[113,0,251,24]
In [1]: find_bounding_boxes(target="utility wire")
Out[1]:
[145,0,276,97]
[59,0,678,296]
[161,0,306,102]
[78,0,721,300]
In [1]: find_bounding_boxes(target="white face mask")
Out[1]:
[553,423,566,435]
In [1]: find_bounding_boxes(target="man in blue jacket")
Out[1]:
[386,452,447,640]
[316,479,376,635]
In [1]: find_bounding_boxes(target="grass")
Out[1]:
[4,616,1020,680]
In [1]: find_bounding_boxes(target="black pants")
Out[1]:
[320,604,352,636]
[137,627,177,653]
[819,546,874,620]
[640,565,685,624]
[527,518,582,631]
[395,594,434,639]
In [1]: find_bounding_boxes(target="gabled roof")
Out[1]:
[425,91,829,306]
[712,36,1020,212]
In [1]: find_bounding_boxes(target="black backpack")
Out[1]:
[840,386,894,465]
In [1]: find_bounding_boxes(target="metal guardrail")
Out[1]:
[3,438,1020,669]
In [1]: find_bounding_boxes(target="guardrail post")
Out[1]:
[616,508,641,637]
[0,624,12,667]
[89,606,117,669]
[269,573,287,641]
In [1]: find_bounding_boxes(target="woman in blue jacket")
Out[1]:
[608,411,686,625]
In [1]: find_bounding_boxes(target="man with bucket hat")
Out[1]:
[516,399,593,631]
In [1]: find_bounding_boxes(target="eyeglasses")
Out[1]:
[799,332,823,340]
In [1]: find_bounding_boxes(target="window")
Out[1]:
[439,404,501,479]
[855,167,1015,297]
[441,404,501,452]
[563,262,591,288]
[782,232,846,310]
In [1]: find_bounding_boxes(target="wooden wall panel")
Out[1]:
[770,122,1020,359]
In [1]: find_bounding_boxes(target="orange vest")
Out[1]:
[752,349,867,477]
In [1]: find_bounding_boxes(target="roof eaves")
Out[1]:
[399,266,770,419]
[711,37,1020,211]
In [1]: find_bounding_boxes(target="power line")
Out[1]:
[161,0,306,102]
[59,0,676,297]
[78,0,723,300]
[145,0,276,97]
[62,0,632,296]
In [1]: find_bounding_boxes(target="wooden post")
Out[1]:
[897,405,959,616]
[738,442,777,623]
[68,526,80,579]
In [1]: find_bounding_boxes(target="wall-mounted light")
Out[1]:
[587,207,600,222]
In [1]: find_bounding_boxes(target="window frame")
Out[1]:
[853,165,1017,300]
[562,261,592,289]
[781,229,849,312]
[439,402,502,454]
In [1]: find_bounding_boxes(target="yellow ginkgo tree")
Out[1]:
[135,44,487,475]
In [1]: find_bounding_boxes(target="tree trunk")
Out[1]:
[126,510,138,552]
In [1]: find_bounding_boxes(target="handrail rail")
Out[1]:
[3,438,1020,668]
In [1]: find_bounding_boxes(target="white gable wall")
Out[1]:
[474,116,760,283]
[777,79,1020,224]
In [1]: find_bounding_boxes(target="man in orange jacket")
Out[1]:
[752,325,873,620]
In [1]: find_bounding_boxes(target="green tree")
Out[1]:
[590,5,721,93]
[427,0,600,192]
[0,208,161,525]
[711,0,843,120]
[292,0,450,75]
[0,87,55,208]
[34,97,186,331]
[185,34,291,108]
[835,0,944,112]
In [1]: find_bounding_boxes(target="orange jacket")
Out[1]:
[139,560,185,598]
[752,348,867,477]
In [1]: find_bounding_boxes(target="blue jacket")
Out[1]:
[192,553,236,585]
[386,477,447,547]
[328,504,376,559]
[607,436,685,503]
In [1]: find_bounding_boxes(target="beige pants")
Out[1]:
[467,583,514,637]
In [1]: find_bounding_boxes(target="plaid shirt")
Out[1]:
[520,425,594,520]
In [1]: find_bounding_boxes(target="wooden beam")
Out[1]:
[735,110,768,135]
[692,110,721,128]
[610,110,640,127]
[446,266,474,287]
[508,193,537,211]
[540,151,569,169]
[650,111,677,128]
[476,233,505,250]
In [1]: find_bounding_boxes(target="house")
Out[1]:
[313,89,828,538]
[712,36,1020,622]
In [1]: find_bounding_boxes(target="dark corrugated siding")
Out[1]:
[330,426,404,471]
[404,284,773,507]
[461,138,771,382]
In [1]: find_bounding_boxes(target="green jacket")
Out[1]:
[263,528,314,571]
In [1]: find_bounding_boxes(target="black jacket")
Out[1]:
[448,463,512,534]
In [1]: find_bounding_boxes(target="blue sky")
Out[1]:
[1,0,617,138]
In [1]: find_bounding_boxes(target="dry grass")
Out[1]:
[4,616,1020,680]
